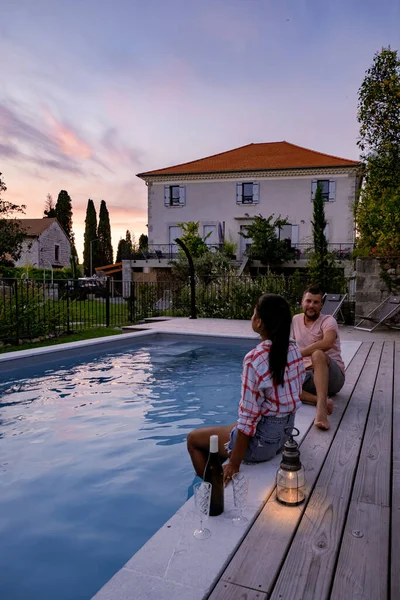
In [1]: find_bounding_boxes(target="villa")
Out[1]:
[122,141,363,285]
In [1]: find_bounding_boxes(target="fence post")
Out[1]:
[105,278,110,327]
[14,279,20,342]
[129,281,135,322]
[66,283,71,334]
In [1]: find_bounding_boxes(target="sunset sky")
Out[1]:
[2,0,400,260]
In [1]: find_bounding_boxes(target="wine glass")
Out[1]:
[231,473,248,527]
[193,482,212,540]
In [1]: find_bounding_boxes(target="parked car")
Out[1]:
[65,278,108,299]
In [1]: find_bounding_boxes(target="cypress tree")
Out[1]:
[55,189,76,256]
[83,199,98,275]
[97,200,113,265]
[116,230,133,262]
[311,184,328,256]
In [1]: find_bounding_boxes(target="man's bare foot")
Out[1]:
[314,417,330,430]
[327,398,333,415]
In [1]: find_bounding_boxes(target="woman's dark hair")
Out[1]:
[255,293,292,386]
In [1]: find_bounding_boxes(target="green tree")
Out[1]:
[44,193,56,218]
[176,221,210,258]
[239,214,292,265]
[97,200,113,265]
[0,173,26,266]
[312,184,328,256]
[55,190,76,256]
[307,184,344,292]
[138,233,148,251]
[116,230,134,262]
[83,199,98,275]
[355,47,400,254]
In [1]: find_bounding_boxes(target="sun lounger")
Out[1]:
[354,295,400,331]
[321,293,347,322]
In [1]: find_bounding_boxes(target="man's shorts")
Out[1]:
[303,357,345,396]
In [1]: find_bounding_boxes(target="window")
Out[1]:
[236,182,259,205]
[164,185,185,207]
[311,180,336,202]
[55,244,60,262]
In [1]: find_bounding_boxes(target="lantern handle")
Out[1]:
[284,426,300,442]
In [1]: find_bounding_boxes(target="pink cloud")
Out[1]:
[45,111,92,160]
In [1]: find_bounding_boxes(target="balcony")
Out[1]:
[128,243,224,263]
[245,242,355,261]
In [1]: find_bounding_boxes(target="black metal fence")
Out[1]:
[0,274,354,344]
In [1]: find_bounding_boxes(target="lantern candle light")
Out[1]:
[276,427,306,506]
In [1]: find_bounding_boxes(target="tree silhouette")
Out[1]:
[97,200,113,265]
[83,199,98,275]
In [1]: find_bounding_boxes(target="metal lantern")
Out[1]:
[276,427,306,506]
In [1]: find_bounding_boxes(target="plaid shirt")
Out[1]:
[237,340,305,437]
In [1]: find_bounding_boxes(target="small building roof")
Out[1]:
[16,218,59,237]
[137,141,360,178]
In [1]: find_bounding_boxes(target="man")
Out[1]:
[292,286,345,430]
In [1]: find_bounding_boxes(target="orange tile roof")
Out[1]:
[137,141,360,178]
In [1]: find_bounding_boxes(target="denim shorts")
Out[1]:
[303,358,345,396]
[227,413,295,463]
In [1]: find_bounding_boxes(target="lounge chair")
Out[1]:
[321,293,347,322]
[354,295,400,331]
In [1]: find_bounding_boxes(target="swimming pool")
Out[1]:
[0,336,256,600]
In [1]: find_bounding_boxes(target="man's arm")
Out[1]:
[300,329,336,357]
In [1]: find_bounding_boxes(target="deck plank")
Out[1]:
[207,582,267,600]
[351,340,394,507]
[391,342,400,600]
[330,501,390,600]
[268,342,384,600]
[210,342,373,597]
[327,341,394,600]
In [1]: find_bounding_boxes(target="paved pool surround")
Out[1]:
[0,319,361,600]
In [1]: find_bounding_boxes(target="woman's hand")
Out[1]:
[223,461,240,486]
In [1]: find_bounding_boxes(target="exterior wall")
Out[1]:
[38,223,71,268]
[356,257,400,325]
[15,239,40,267]
[147,171,358,255]
[14,222,71,268]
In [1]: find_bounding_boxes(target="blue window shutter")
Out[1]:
[252,182,259,204]
[164,186,170,206]
[179,185,186,206]
[329,180,336,201]
[236,183,242,204]
[311,180,318,200]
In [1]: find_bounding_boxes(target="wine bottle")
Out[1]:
[203,434,224,516]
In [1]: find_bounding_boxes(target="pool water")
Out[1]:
[0,338,255,600]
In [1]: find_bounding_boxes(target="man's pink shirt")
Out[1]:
[292,313,345,374]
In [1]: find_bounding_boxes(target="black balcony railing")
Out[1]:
[128,243,224,262]
[246,242,355,261]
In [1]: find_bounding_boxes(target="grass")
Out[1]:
[0,327,125,354]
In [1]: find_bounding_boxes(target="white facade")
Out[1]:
[145,167,360,257]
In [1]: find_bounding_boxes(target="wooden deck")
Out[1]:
[208,340,399,600]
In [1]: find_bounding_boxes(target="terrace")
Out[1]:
[91,320,398,600]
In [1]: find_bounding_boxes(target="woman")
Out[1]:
[187,293,305,484]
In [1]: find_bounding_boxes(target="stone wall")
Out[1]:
[355,257,400,325]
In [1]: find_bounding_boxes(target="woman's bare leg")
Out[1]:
[187,423,236,477]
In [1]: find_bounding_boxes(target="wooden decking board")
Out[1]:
[330,501,390,600]
[268,342,383,600]
[391,341,400,599]
[351,341,394,507]
[209,343,373,598]
[208,581,267,599]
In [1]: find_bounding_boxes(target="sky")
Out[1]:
[1,0,400,260]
